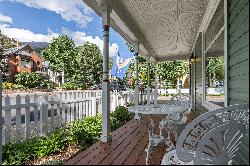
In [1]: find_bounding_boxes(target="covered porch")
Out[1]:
[65,0,249,165]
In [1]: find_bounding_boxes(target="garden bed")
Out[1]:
[26,144,81,165]
[2,106,134,165]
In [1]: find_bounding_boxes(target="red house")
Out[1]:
[4,44,42,81]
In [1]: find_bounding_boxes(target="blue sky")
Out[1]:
[0,0,133,58]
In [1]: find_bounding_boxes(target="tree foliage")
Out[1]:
[158,61,189,88]
[126,57,155,89]
[42,35,103,89]
[0,30,16,81]
[0,30,16,49]
[126,56,189,89]
[42,35,78,79]
[77,42,103,87]
[206,57,224,86]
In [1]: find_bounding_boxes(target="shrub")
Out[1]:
[2,139,38,165]
[110,106,134,131]
[2,128,67,165]
[15,72,44,88]
[40,80,57,89]
[34,128,67,157]
[61,82,78,90]
[67,114,102,148]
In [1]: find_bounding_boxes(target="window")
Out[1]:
[202,0,227,110]
[21,58,30,67]
[205,30,225,107]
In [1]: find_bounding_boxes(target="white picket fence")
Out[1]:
[1,90,153,145]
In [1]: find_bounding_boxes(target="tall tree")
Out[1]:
[127,57,189,89]
[42,35,79,83]
[0,30,16,49]
[158,61,189,88]
[126,56,155,89]
[206,57,224,87]
[77,42,103,87]
[0,30,16,81]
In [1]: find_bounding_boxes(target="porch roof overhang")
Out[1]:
[83,0,218,62]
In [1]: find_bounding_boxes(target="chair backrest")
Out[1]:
[170,93,192,123]
[175,104,249,165]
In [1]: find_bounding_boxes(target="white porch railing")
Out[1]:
[1,90,154,145]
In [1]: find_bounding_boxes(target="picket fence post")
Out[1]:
[40,95,48,137]
[24,95,30,139]
[16,95,21,142]
[4,95,11,144]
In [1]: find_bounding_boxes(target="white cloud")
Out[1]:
[0,24,59,42]
[0,13,13,24]
[9,0,93,28]
[0,24,119,57]
[61,28,119,57]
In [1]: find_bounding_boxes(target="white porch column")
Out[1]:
[134,41,140,119]
[154,62,158,104]
[147,58,151,105]
[101,0,111,142]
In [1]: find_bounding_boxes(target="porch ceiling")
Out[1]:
[83,0,210,62]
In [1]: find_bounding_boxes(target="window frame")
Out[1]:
[201,0,228,111]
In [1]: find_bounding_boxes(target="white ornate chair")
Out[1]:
[159,93,192,150]
[161,104,249,165]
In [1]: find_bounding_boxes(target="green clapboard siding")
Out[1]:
[228,0,249,105]
[228,0,249,165]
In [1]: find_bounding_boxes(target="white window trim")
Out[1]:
[202,0,228,111]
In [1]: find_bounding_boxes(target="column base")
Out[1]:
[101,135,112,142]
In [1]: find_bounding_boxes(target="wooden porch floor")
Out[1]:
[63,116,169,165]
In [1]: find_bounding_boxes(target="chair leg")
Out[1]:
[145,139,155,165]
[159,124,164,137]
[164,129,174,153]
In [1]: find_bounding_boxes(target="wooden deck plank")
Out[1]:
[75,121,141,165]
[98,125,144,165]
[109,127,146,165]
[63,114,181,165]
[122,133,149,165]
[135,145,147,165]
[64,119,138,165]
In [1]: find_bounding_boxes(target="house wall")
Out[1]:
[228,0,249,165]
[7,50,42,81]
[7,55,18,81]
[192,0,249,164]
[30,51,42,71]
[228,0,249,105]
